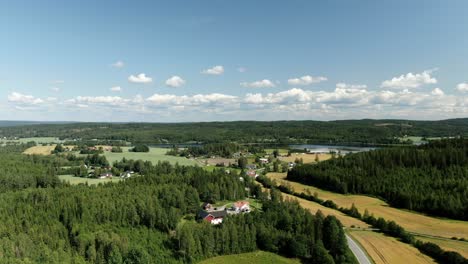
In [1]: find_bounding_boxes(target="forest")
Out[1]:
[287,138,468,220]
[0,144,356,264]
[0,118,467,145]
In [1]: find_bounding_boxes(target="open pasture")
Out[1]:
[267,173,468,240]
[279,153,332,164]
[23,145,56,155]
[198,251,300,264]
[59,175,122,185]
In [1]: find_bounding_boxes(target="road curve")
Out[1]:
[346,234,372,264]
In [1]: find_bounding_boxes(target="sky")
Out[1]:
[1,0,468,122]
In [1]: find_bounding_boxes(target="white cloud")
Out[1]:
[146,93,237,107]
[431,88,444,96]
[50,87,60,92]
[165,76,186,88]
[456,83,468,92]
[336,83,367,90]
[111,60,124,68]
[110,86,122,92]
[288,75,327,86]
[241,79,276,88]
[202,65,224,75]
[8,92,44,105]
[381,70,437,89]
[128,73,153,84]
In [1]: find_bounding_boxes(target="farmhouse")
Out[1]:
[120,170,134,178]
[232,201,250,213]
[259,158,269,164]
[202,202,213,211]
[99,172,113,179]
[246,170,258,178]
[198,210,227,225]
[246,164,257,170]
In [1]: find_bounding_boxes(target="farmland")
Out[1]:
[278,153,332,164]
[23,145,56,155]
[414,236,468,259]
[348,230,435,264]
[0,137,63,144]
[58,174,122,185]
[198,251,301,264]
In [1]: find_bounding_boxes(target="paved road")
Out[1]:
[346,234,372,264]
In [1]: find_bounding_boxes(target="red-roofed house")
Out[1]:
[232,201,250,213]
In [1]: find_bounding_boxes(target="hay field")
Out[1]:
[279,153,332,164]
[198,251,300,264]
[414,236,468,259]
[23,145,56,155]
[349,230,435,264]
[267,173,468,239]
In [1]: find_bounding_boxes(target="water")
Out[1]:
[288,144,376,154]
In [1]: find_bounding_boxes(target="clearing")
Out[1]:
[59,175,122,185]
[349,230,435,264]
[198,251,300,264]
[23,145,56,155]
[279,153,332,164]
[267,173,468,240]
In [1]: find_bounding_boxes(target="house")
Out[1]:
[99,172,113,179]
[120,170,134,178]
[198,210,227,225]
[202,202,213,211]
[288,162,296,169]
[232,201,250,213]
[246,170,258,178]
[259,158,269,164]
[246,164,257,170]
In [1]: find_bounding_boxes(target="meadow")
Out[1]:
[198,251,301,264]
[93,147,198,166]
[279,153,332,164]
[414,236,468,259]
[58,174,122,185]
[348,230,435,264]
[23,145,56,155]
[0,137,63,144]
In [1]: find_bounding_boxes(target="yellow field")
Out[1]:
[349,230,435,264]
[23,145,56,155]
[279,153,332,164]
[414,236,468,259]
[267,173,468,240]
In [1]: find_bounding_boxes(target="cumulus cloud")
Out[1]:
[431,88,444,96]
[202,65,224,75]
[111,60,124,68]
[288,75,327,86]
[241,79,276,88]
[147,93,237,107]
[128,73,153,84]
[456,83,468,92]
[110,86,122,92]
[8,92,44,105]
[165,76,186,88]
[381,70,437,89]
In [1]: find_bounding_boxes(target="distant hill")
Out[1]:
[0,121,75,127]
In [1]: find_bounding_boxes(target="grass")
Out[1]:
[349,230,435,264]
[414,235,468,258]
[198,251,300,264]
[58,175,122,185]
[23,145,56,155]
[267,172,468,240]
[80,147,198,166]
[264,148,290,155]
[278,153,332,164]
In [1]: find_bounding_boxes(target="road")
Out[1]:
[346,234,372,264]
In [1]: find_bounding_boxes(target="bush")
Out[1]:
[130,144,150,153]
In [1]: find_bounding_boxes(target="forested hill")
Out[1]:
[0,118,467,144]
[287,138,468,220]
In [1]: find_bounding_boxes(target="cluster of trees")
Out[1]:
[129,144,150,152]
[288,139,468,220]
[2,119,468,145]
[167,143,246,158]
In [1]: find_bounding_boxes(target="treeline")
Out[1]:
[1,118,468,145]
[167,143,251,158]
[287,139,468,220]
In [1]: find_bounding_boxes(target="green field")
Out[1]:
[198,251,300,264]
[0,137,63,144]
[59,174,122,185]
[81,147,198,166]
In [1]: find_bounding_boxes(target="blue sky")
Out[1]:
[1,0,467,122]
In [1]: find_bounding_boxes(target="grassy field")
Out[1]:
[264,148,290,155]
[198,251,300,264]
[349,230,435,264]
[414,236,468,259]
[23,145,56,155]
[85,147,198,166]
[279,153,332,164]
[267,173,468,240]
[59,175,122,185]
